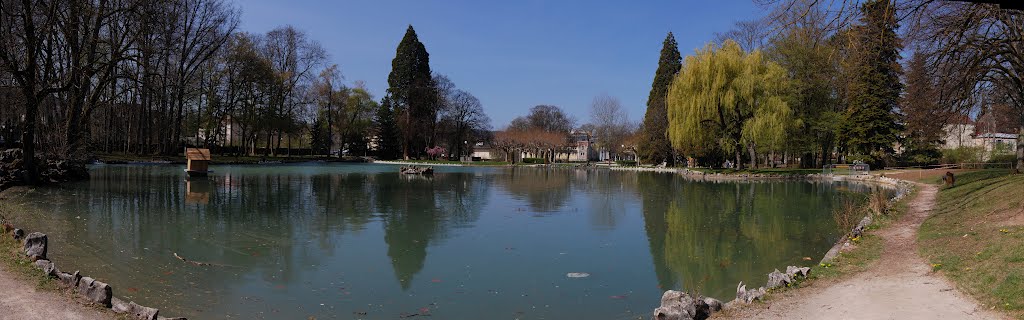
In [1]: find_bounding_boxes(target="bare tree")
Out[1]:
[907,1,1024,169]
[0,0,68,181]
[590,94,635,161]
[715,18,771,51]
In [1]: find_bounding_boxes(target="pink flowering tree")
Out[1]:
[425,146,446,160]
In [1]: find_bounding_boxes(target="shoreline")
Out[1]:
[0,192,180,319]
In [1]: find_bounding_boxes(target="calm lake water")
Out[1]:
[1,164,875,319]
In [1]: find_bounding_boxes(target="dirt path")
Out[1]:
[725,183,1006,320]
[0,264,110,320]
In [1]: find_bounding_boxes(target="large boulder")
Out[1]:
[766,269,792,289]
[786,266,811,279]
[23,232,47,260]
[735,282,766,303]
[653,290,697,320]
[31,259,57,277]
[112,297,159,320]
[56,270,81,288]
[77,276,112,307]
[703,297,723,313]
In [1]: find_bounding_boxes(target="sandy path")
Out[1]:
[0,264,111,320]
[725,183,1006,320]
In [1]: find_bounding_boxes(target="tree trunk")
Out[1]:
[1017,126,1023,172]
[20,95,39,184]
[748,144,757,169]
[735,149,742,170]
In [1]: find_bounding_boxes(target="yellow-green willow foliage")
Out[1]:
[667,40,791,168]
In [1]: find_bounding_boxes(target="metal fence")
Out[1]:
[822,163,871,175]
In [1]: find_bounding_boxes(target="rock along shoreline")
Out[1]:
[2,222,184,320]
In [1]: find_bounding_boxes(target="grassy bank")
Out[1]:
[687,167,823,175]
[95,152,366,165]
[0,213,120,318]
[919,170,1024,318]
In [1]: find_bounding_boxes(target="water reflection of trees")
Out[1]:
[374,172,488,290]
[10,165,490,316]
[498,167,573,213]
[642,178,849,298]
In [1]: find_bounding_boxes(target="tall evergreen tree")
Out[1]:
[384,25,436,159]
[900,51,944,165]
[639,32,682,166]
[375,97,403,160]
[843,0,903,164]
[310,114,330,155]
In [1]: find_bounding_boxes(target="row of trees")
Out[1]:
[1,0,240,180]
[492,97,638,164]
[1,1,494,179]
[638,0,1022,170]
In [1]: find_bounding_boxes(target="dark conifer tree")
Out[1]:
[639,32,682,166]
[384,25,436,159]
[375,97,403,160]
[843,0,903,164]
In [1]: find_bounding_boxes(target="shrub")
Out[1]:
[988,153,1017,164]
[833,197,862,236]
[868,190,890,216]
[941,146,984,164]
[615,160,637,166]
[521,157,545,164]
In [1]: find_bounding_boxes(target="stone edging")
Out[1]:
[650,173,914,320]
[9,228,184,320]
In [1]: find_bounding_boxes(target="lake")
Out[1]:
[0,164,875,319]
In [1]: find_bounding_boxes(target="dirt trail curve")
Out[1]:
[0,264,109,320]
[726,183,1007,320]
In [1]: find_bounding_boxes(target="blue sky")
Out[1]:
[239,1,762,128]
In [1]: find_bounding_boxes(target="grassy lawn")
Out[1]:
[919,170,1024,318]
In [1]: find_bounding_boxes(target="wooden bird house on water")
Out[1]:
[185,148,211,177]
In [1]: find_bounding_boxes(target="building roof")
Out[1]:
[186,148,211,161]
[977,133,1017,140]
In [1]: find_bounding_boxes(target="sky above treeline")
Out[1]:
[239,0,762,128]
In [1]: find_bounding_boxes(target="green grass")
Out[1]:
[96,152,351,164]
[919,170,1024,318]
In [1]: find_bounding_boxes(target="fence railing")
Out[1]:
[822,163,871,175]
[882,163,1014,170]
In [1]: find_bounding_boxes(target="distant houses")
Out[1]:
[471,129,599,162]
[940,113,1018,161]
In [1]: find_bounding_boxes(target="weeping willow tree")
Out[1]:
[667,40,792,169]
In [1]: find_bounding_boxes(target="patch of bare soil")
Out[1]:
[720,184,1008,320]
[0,265,110,320]
[994,208,1024,227]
